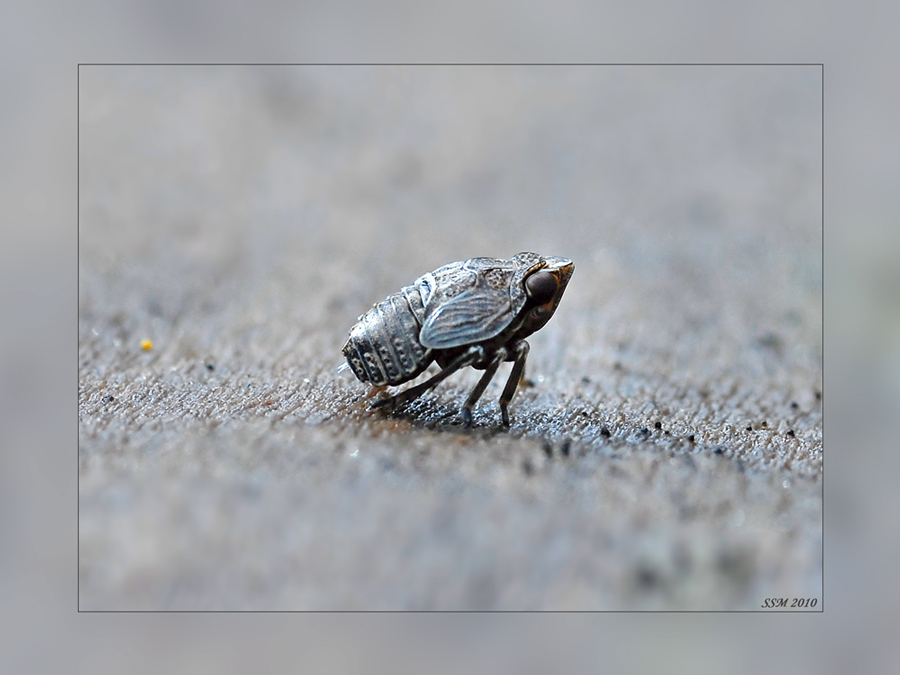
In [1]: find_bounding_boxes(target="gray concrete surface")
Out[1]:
[78,66,821,610]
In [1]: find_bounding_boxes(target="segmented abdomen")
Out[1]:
[342,285,431,386]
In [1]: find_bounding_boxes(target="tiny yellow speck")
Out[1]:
[140,339,153,351]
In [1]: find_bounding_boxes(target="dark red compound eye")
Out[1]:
[525,269,558,305]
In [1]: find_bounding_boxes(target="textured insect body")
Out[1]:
[343,284,431,386]
[343,252,574,427]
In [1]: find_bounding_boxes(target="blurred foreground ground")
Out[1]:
[77,66,821,610]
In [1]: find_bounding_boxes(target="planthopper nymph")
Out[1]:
[342,252,574,427]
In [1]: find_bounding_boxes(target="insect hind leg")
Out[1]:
[371,345,484,413]
[498,340,530,427]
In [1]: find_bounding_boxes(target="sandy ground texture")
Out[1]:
[78,66,822,610]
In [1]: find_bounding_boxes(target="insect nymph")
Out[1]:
[342,252,574,427]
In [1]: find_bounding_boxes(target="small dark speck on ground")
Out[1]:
[522,459,534,476]
[635,565,663,591]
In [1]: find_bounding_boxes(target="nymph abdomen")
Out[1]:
[342,286,431,386]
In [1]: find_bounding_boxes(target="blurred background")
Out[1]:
[76,64,821,615]
[3,0,898,672]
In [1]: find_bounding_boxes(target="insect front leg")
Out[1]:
[498,340,530,427]
[461,347,508,427]
[371,345,485,413]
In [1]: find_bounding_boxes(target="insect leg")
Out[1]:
[371,345,484,412]
[498,340,530,427]
[461,347,508,427]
